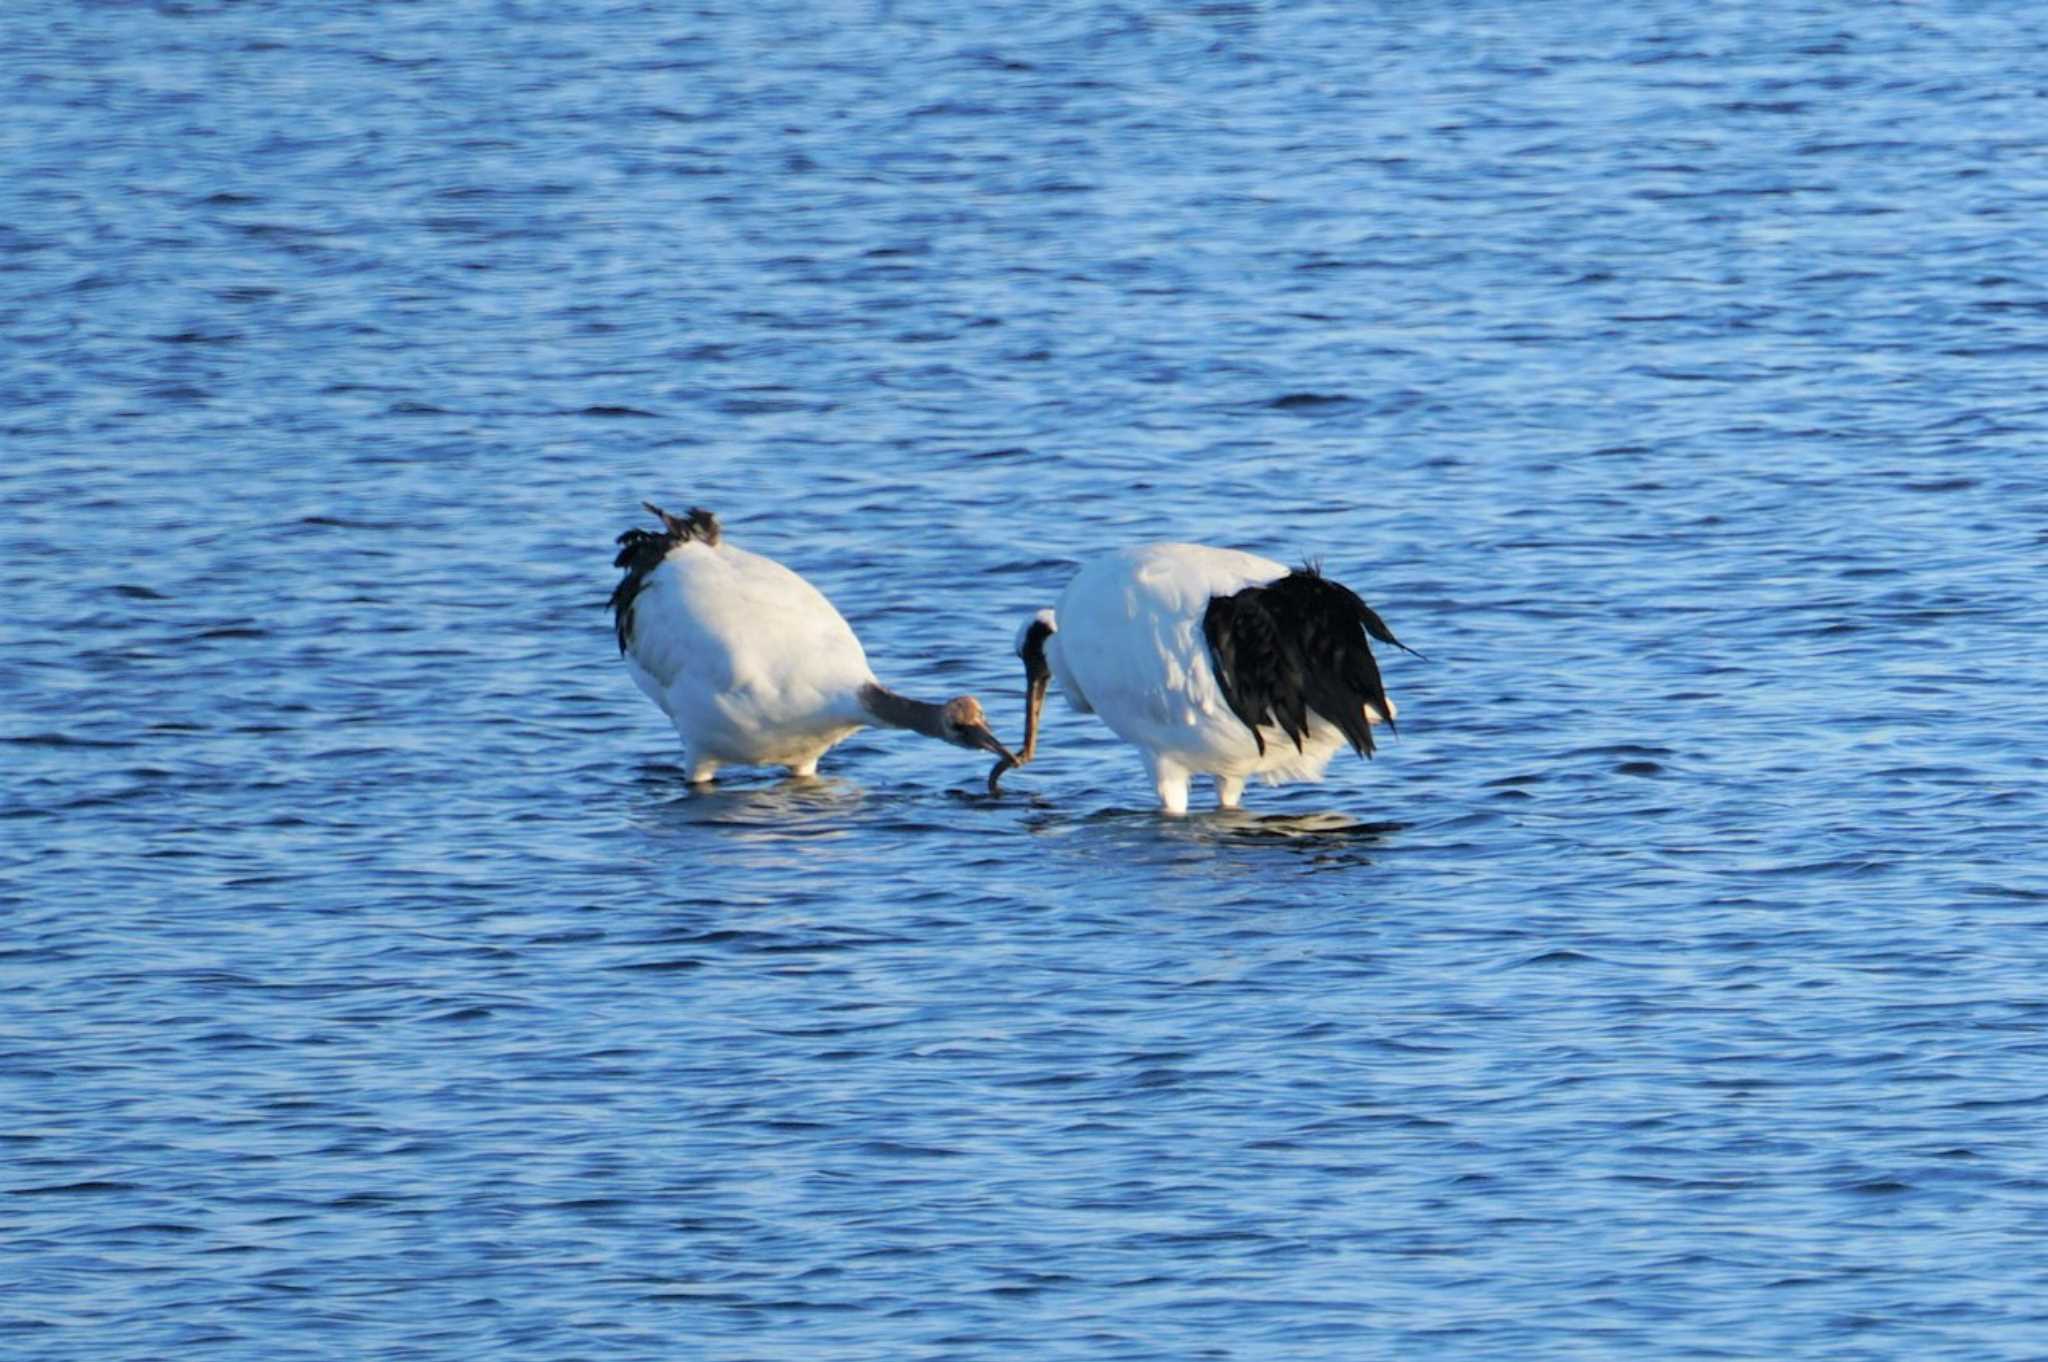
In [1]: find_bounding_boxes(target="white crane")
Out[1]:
[609,503,1014,782]
[988,544,1417,813]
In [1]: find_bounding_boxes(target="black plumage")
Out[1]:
[1202,566,1417,759]
[1018,617,1054,679]
[608,502,719,653]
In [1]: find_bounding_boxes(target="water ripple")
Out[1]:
[5,1,2048,1359]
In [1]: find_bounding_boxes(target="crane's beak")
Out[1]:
[962,722,1015,763]
[1017,668,1049,765]
[989,652,1052,797]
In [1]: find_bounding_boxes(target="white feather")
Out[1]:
[622,538,872,777]
[616,512,1013,782]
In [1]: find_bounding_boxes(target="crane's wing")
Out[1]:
[609,507,870,724]
[1053,544,1287,733]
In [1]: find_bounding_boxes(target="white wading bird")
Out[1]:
[610,503,1014,782]
[988,544,1418,813]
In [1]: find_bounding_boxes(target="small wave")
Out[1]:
[5,733,134,749]
[1266,392,1358,410]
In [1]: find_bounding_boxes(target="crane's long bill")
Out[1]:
[988,635,1052,796]
[1019,669,1049,765]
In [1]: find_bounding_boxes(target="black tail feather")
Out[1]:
[1358,601,1423,660]
[1202,566,1412,759]
[607,502,720,653]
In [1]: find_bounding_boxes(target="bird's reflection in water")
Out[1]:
[1010,794,1401,872]
[630,763,869,839]
[628,762,1398,873]
[1203,809,1403,842]
[1202,810,1401,871]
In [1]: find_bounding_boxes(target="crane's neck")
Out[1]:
[858,682,950,740]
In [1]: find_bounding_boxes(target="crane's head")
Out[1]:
[939,696,1013,759]
[987,609,1056,795]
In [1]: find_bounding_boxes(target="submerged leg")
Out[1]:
[1145,753,1191,816]
[1215,774,1245,810]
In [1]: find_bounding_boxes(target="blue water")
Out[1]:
[6,2,2048,1357]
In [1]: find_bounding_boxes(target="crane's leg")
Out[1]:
[1145,753,1191,816]
[787,735,845,779]
[686,756,720,783]
[1215,774,1245,810]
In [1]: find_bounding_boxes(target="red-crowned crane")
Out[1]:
[989,544,1417,813]
[610,503,1014,782]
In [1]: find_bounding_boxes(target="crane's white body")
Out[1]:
[1041,544,1393,814]
[622,537,874,781]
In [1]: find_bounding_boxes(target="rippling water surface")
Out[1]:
[6,2,2048,1357]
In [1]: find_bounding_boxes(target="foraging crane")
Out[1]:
[988,544,1417,813]
[609,503,1014,782]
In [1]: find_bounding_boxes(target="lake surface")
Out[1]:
[5,2,2048,1357]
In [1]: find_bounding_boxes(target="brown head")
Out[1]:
[939,696,1012,759]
